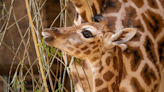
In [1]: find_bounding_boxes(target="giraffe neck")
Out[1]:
[88,46,123,92]
[71,0,102,23]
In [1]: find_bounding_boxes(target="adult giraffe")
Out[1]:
[69,0,164,92]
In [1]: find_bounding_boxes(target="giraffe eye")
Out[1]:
[81,29,94,38]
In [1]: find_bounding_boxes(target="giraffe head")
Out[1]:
[42,19,137,61]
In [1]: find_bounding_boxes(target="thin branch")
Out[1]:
[0,76,14,92]
[25,0,49,92]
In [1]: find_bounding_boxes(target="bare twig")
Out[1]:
[25,0,49,92]
[0,76,14,92]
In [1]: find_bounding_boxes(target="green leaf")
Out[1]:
[1,1,6,15]
[35,89,40,92]
[50,47,54,53]
[24,87,27,92]
[1,9,4,15]
[55,88,59,92]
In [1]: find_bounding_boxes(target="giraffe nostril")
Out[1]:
[51,27,60,32]
[51,27,58,30]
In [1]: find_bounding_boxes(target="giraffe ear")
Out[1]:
[104,28,137,50]
[111,28,137,44]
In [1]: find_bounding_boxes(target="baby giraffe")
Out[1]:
[42,19,137,92]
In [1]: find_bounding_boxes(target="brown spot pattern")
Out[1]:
[122,64,127,79]
[124,47,143,71]
[152,84,158,92]
[74,42,83,48]
[105,56,110,66]
[141,64,157,86]
[75,50,81,55]
[106,16,116,32]
[67,47,74,51]
[91,57,99,61]
[144,36,157,64]
[160,0,164,8]
[90,41,95,44]
[158,36,164,66]
[84,50,91,55]
[111,82,119,92]
[123,0,128,2]
[81,46,88,50]
[79,76,86,81]
[113,56,118,70]
[116,46,123,84]
[155,65,160,79]
[132,0,144,8]
[97,87,109,92]
[103,70,114,81]
[97,40,100,42]
[92,45,99,49]
[93,49,100,53]
[122,6,144,32]
[94,62,102,67]
[102,0,121,13]
[142,10,164,38]
[80,60,89,70]
[130,77,145,92]
[95,78,103,87]
[148,0,158,9]
[99,66,104,73]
